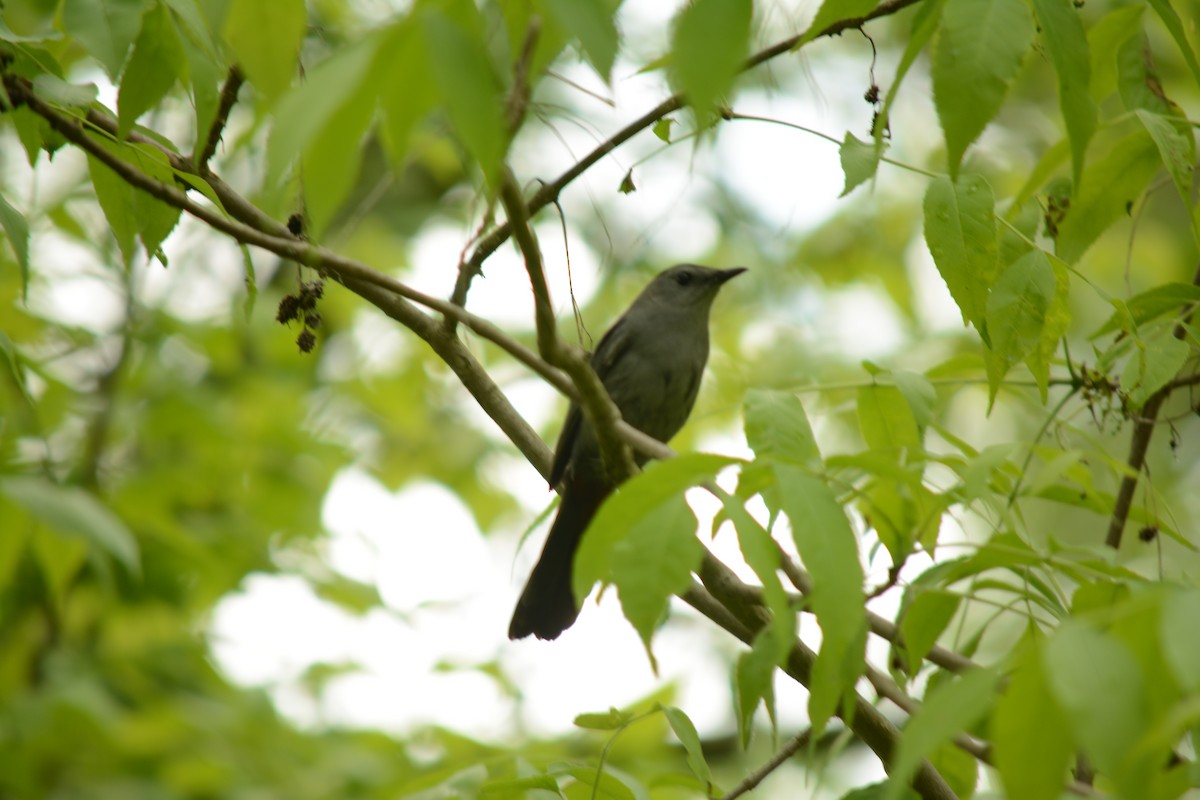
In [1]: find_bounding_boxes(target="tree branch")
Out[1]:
[447,0,925,313]
[1105,260,1200,548]
[498,170,638,483]
[719,727,812,800]
[773,541,979,675]
[194,65,244,170]
[694,553,957,800]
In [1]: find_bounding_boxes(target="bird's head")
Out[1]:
[638,264,748,310]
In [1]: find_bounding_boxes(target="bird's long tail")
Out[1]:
[508,485,607,641]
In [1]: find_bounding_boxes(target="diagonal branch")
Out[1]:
[498,170,638,483]
[692,554,957,800]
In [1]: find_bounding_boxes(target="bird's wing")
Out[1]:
[548,315,636,488]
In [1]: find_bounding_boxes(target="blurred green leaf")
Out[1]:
[1055,128,1160,264]
[663,706,712,788]
[899,590,959,675]
[885,667,1001,800]
[118,1,184,138]
[1030,0,1094,187]
[422,4,507,183]
[540,0,618,83]
[1,476,140,574]
[61,0,149,78]
[223,0,305,99]
[670,0,751,121]
[992,639,1072,800]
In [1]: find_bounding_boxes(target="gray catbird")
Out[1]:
[508,264,747,640]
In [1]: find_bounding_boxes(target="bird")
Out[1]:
[508,264,747,640]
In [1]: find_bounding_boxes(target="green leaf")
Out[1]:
[1122,332,1189,408]
[899,590,959,673]
[539,0,618,83]
[573,453,736,600]
[663,706,712,787]
[1024,253,1070,401]
[986,249,1055,371]
[563,765,637,800]
[670,0,751,121]
[31,74,99,106]
[1087,4,1144,101]
[743,389,819,466]
[1030,0,1095,187]
[573,707,633,730]
[891,370,936,430]
[885,667,1002,800]
[1161,589,1200,693]
[298,43,380,236]
[223,0,305,99]
[87,139,182,264]
[992,641,1072,800]
[802,0,879,43]
[1147,0,1200,89]
[1043,621,1147,778]
[931,0,1033,176]
[422,5,508,183]
[1093,282,1200,337]
[722,497,795,681]
[172,6,223,147]
[652,118,674,143]
[839,132,882,196]
[0,191,30,294]
[118,1,184,138]
[0,476,140,574]
[774,465,866,732]
[610,495,704,662]
[923,174,998,338]
[268,36,380,191]
[734,633,778,746]
[1055,128,1160,264]
[1135,110,1196,240]
[376,21,438,169]
[857,384,922,453]
[61,0,150,78]
[878,0,946,146]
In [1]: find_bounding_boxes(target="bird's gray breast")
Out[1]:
[602,317,710,447]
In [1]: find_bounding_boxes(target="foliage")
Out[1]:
[1,0,1200,798]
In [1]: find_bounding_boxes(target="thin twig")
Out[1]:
[5,76,679,470]
[446,0,925,314]
[719,727,812,800]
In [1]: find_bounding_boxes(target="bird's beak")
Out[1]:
[715,266,748,284]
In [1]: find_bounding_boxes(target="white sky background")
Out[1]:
[11,0,972,789]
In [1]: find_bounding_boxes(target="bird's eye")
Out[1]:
[675,271,693,286]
